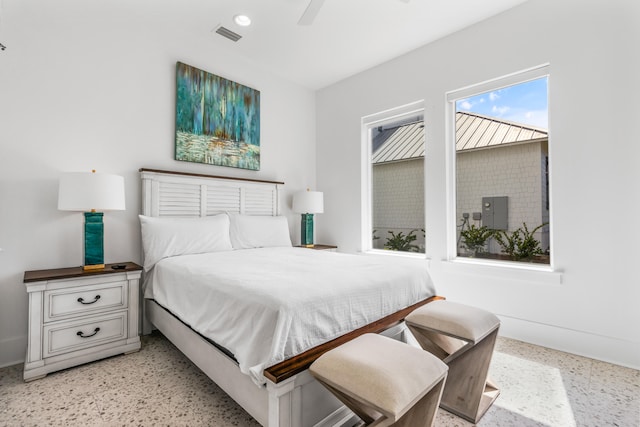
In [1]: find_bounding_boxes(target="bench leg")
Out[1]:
[392,376,446,427]
[440,328,500,423]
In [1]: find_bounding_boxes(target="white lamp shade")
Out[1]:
[58,172,126,211]
[293,190,324,214]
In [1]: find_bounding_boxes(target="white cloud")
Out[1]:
[492,105,510,115]
[489,92,500,101]
[503,110,548,129]
[459,100,472,110]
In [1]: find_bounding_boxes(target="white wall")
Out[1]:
[317,0,640,368]
[0,1,316,367]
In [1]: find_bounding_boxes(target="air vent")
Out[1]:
[215,26,242,42]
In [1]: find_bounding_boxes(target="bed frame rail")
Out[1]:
[264,295,444,383]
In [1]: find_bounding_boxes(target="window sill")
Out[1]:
[443,257,562,285]
[361,249,430,262]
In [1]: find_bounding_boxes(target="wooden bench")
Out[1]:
[309,333,448,427]
[406,300,500,423]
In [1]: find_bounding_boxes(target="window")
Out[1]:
[447,66,550,265]
[362,101,425,254]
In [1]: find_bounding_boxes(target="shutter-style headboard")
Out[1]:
[140,168,283,218]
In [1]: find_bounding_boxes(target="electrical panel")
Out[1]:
[482,196,508,230]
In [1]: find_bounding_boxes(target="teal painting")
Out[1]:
[175,62,260,170]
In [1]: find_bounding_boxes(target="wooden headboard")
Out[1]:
[140,168,284,218]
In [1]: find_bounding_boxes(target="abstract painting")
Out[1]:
[175,62,260,170]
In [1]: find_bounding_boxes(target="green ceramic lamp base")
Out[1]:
[300,213,314,247]
[84,211,105,270]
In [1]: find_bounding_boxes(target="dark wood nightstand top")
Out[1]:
[294,244,337,250]
[24,262,142,283]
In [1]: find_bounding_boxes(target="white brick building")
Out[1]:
[372,112,549,255]
[372,158,424,250]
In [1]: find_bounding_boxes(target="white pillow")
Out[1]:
[228,213,292,249]
[139,214,233,271]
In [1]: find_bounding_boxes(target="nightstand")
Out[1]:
[295,244,337,252]
[23,262,142,381]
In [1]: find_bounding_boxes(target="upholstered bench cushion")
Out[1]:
[309,333,447,421]
[405,300,499,343]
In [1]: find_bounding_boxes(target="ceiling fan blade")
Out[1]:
[298,0,326,26]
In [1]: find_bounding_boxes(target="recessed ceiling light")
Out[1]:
[234,14,251,27]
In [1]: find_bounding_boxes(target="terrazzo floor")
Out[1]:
[0,332,638,426]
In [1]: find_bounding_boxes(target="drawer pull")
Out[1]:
[76,327,100,338]
[77,295,101,305]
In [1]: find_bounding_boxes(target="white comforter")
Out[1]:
[145,247,436,385]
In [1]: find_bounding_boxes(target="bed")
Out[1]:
[139,168,441,427]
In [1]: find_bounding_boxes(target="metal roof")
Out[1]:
[372,112,548,164]
[455,111,547,152]
[372,121,425,164]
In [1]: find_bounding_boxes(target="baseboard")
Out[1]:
[0,335,25,369]
[498,315,640,370]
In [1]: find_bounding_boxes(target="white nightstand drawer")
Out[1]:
[43,311,128,358]
[44,280,128,322]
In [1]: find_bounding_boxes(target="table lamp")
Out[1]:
[58,170,125,270]
[292,189,324,247]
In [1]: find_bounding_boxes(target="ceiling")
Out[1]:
[202,0,528,90]
[1,0,528,90]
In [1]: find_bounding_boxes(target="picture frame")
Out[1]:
[175,62,260,170]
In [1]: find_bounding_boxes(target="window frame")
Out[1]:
[445,64,554,270]
[361,100,425,256]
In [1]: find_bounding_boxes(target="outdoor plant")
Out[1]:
[385,230,419,252]
[460,224,494,256]
[494,222,547,260]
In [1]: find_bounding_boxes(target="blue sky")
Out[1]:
[456,77,548,129]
